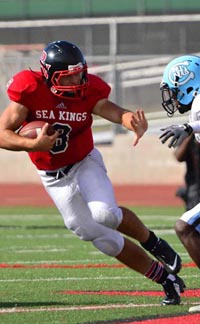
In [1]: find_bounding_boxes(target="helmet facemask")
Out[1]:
[161,83,178,117]
[50,63,88,98]
[161,83,192,116]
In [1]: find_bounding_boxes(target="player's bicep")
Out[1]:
[0,101,28,131]
[92,98,109,116]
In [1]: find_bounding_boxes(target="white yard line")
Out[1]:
[1,228,178,240]
[0,276,134,282]
[1,234,75,239]
[0,302,199,314]
[0,274,198,283]
[0,258,108,264]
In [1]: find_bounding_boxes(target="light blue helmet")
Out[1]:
[160,55,200,116]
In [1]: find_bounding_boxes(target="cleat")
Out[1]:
[161,275,186,305]
[150,238,182,274]
[189,304,200,313]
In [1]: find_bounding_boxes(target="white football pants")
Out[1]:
[180,202,200,234]
[38,148,124,256]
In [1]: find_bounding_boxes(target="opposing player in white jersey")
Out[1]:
[159,55,200,312]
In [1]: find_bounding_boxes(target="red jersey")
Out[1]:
[7,70,111,170]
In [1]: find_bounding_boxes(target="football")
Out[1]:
[18,121,55,139]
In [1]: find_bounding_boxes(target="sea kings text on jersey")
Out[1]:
[35,110,87,122]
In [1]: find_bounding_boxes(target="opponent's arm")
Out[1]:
[93,98,148,146]
[0,101,57,152]
[174,134,193,162]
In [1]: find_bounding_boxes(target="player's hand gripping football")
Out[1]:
[122,109,148,146]
[159,124,193,148]
[31,123,58,151]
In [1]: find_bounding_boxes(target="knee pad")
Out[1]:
[67,224,95,241]
[67,220,124,256]
[92,232,124,256]
[90,203,123,229]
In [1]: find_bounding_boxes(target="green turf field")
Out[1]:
[0,206,199,324]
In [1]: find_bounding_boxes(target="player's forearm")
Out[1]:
[93,98,130,124]
[174,135,192,161]
[93,99,148,141]
[103,107,130,125]
[0,129,34,151]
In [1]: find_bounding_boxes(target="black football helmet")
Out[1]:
[40,40,88,98]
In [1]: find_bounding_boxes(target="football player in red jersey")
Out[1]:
[0,40,185,305]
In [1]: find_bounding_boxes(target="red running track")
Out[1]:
[0,183,183,207]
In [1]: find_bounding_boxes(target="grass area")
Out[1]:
[0,206,199,324]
